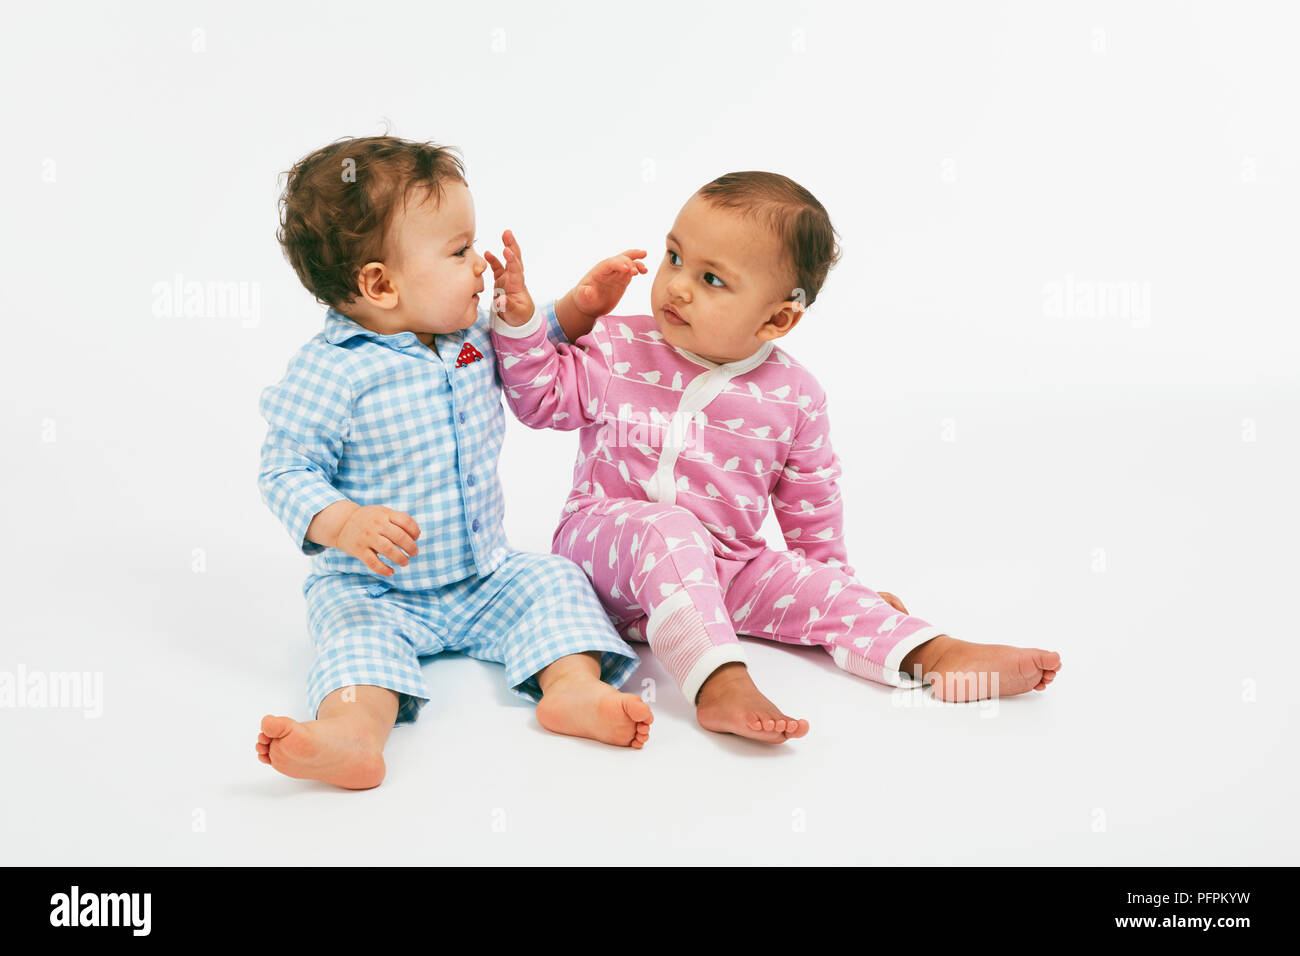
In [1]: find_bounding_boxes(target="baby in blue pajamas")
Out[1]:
[254,135,655,789]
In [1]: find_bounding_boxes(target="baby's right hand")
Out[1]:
[483,229,535,326]
[336,505,421,577]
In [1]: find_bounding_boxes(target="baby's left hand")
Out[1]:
[572,249,648,320]
[879,591,908,614]
[484,229,535,326]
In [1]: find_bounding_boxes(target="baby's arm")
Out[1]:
[487,235,646,430]
[484,230,646,343]
[257,351,419,576]
[770,391,855,577]
[490,299,614,431]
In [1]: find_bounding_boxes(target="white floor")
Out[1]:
[3,0,1297,867]
[6,386,1296,865]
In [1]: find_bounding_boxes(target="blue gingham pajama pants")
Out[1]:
[303,551,643,725]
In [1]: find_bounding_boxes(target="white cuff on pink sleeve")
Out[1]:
[491,302,543,338]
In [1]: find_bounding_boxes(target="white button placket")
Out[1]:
[644,342,774,505]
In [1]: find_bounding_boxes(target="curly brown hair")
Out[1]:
[277,135,467,308]
[695,171,841,309]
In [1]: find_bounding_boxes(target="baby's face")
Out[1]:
[649,193,797,364]
[382,179,487,336]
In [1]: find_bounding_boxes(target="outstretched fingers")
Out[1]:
[498,230,526,292]
[502,229,525,271]
[484,249,506,285]
[617,249,649,274]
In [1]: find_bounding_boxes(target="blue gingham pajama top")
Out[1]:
[257,301,641,724]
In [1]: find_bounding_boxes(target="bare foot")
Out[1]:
[921,640,1062,701]
[695,663,809,744]
[535,671,654,748]
[255,714,387,790]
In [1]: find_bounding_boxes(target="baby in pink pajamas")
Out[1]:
[489,172,1062,743]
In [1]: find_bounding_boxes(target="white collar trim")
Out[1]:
[673,340,774,377]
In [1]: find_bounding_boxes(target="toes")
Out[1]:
[1032,650,1062,674]
[260,714,295,738]
[772,717,801,735]
[743,715,797,743]
[620,694,654,724]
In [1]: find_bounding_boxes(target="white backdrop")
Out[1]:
[2,0,1296,865]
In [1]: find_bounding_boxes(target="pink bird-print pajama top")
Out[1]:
[490,302,946,705]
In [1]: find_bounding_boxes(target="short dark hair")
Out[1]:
[696,170,841,308]
[277,135,467,308]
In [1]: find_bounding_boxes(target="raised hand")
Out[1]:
[483,229,535,326]
[572,249,648,320]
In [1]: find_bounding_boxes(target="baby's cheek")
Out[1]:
[725,315,753,348]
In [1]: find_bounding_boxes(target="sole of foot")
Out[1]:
[256,714,387,790]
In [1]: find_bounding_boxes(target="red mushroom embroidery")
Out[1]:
[455,342,484,368]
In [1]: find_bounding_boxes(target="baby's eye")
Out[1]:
[703,272,725,288]
[667,249,681,266]
[455,239,476,257]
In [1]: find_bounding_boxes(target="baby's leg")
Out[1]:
[255,574,435,789]
[256,685,397,790]
[730,549,1061,701]
[443,551,652,748]
[556,500,806,743]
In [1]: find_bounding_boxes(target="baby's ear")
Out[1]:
[760,301,804,341]
[356,261,399,310]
